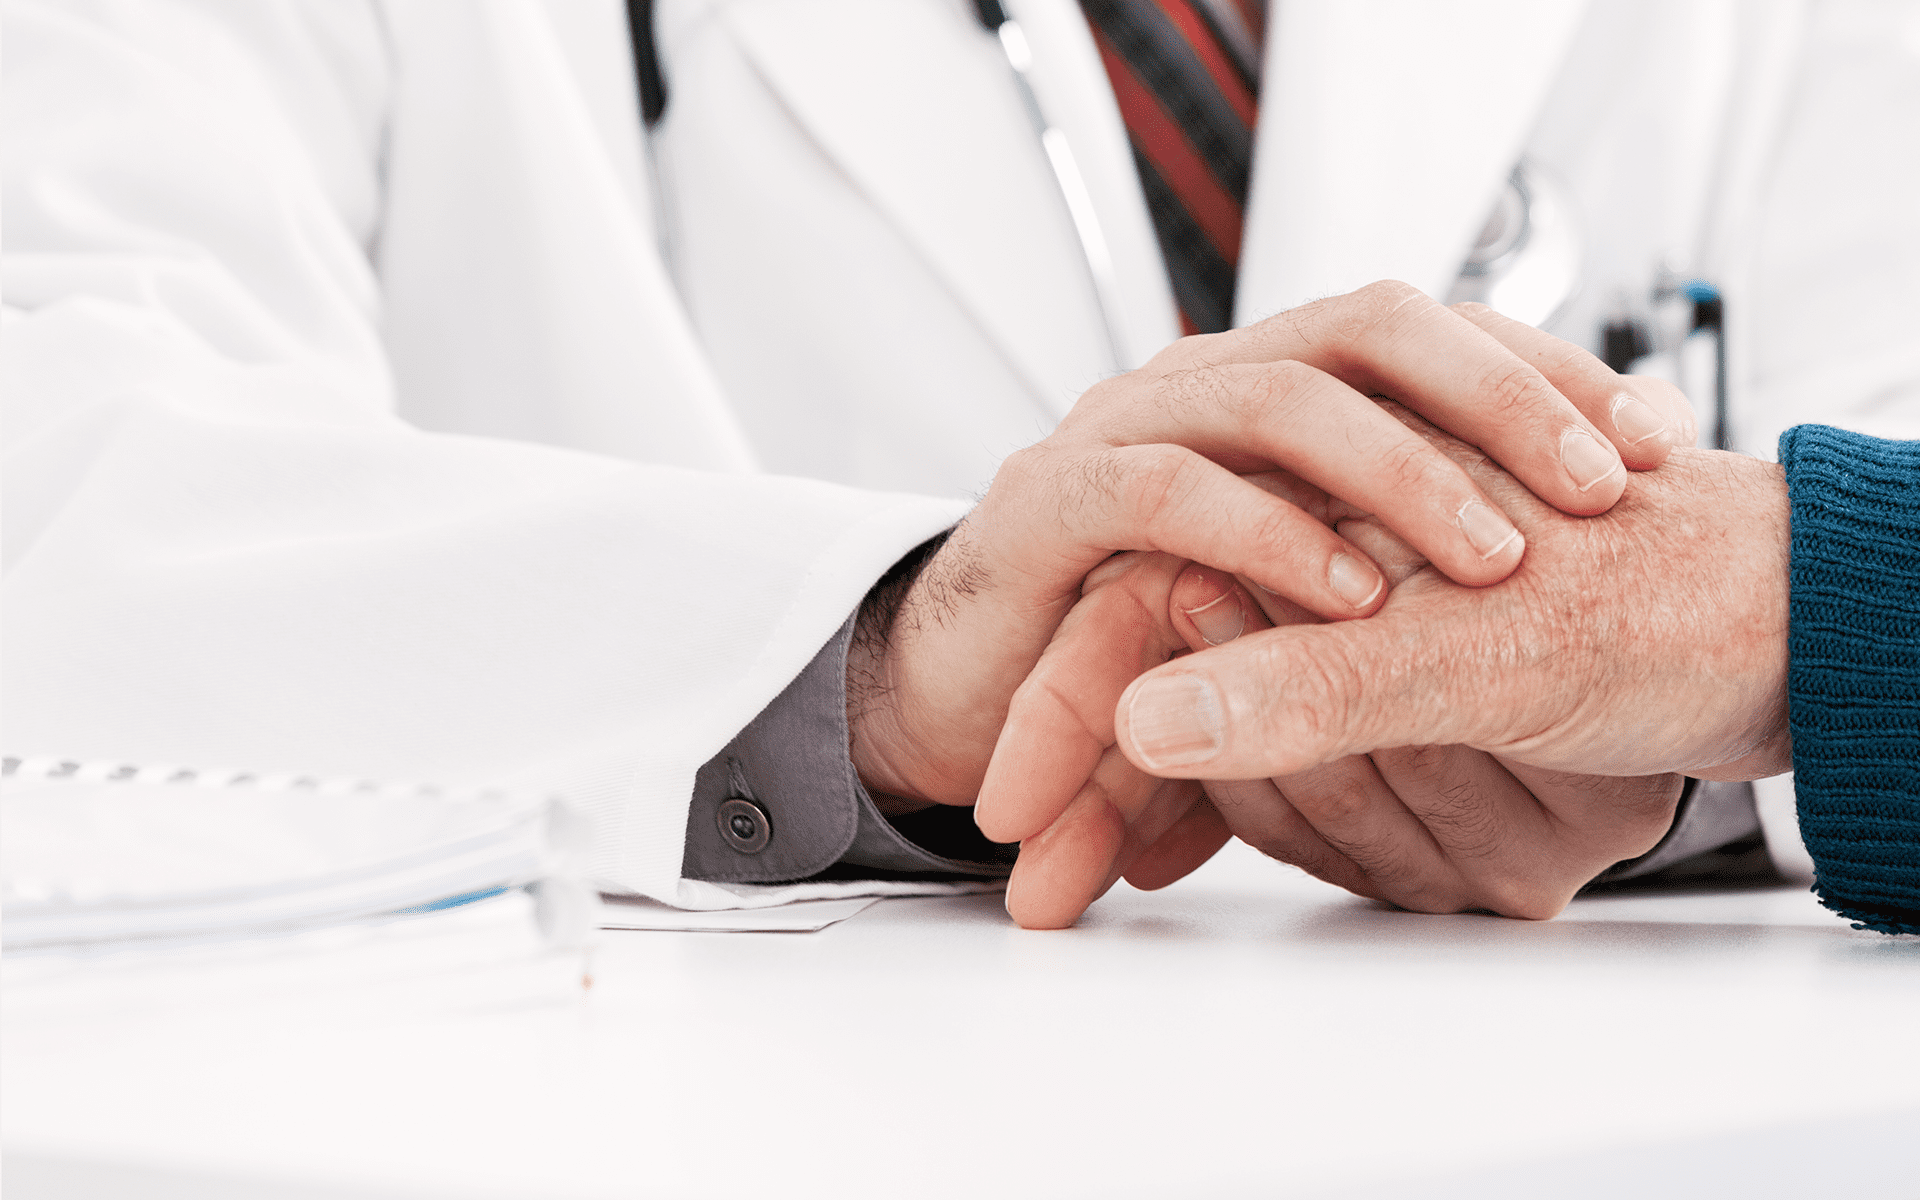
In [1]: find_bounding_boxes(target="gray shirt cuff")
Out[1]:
[1587,779,1779,889]
[680,615,1017,884]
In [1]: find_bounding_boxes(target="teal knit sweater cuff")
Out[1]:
[1779,425,1920,935]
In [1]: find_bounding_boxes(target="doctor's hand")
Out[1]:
[990,549,1684,927]
[846,281,1693,813]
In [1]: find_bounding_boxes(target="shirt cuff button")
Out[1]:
[716,797,771,854]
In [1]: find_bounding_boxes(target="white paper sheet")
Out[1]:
[597,877,1007,931]
[599,895,880,932]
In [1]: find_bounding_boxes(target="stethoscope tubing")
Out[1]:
[975,1,1129,370]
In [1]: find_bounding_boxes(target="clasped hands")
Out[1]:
[845,281,1792,928]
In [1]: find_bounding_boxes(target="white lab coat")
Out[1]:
[5,0,1914,904]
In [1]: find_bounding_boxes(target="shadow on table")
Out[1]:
[1294,904,1917,965]
[1082,885,1920,970]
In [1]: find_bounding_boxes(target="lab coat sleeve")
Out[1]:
[0,0,966,908]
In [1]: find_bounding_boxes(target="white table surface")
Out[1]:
[6,839,1919,1200]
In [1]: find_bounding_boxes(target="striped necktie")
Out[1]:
[1081,0,1265,335]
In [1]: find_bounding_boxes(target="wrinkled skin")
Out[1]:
[1113,428,1791,784]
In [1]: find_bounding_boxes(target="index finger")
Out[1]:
[1053,360,1531,588]
[975,553,1194,845]
[977,557,1268,844]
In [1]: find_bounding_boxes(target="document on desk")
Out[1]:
[0,758,573,953]
[599,877,1006,931]
[600,894,880,932]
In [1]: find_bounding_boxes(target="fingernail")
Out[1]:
[1456,500,1522,560]
[1560,429,1622,492]
[1610,393,1669,446]
[1328,553,1383,610]
[1181,591,1245,646]
[1125,675,1224,770]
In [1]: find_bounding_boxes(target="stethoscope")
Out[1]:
[970,1,1737,452]
[971,0,1130,369]
[968,2,1603,387]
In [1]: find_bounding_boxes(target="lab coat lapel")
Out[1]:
[725,0,1116,410]
[1236,0,1591,321]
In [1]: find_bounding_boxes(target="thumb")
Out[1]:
[1111,606,1489,780]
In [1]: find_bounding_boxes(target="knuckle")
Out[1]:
[1476,876,1567,922]
[1388,742,1452,779]
[1153,364,1227,424]
[1416,789,1504,863]
[1376,435,1442,496]
[1202,778,1263,814]
[1268,301,1323,352]
[1317,828,1432,901]
[995,443,1082,510]
[1073,446,1129,503]
[1250,831,1332,879]
[1249,639,1366,768]
[995,443,1042,491]
[1359,278,1424,310]
[1292,775,1371,827]
[1255,359,1318,411]
[1292,281,1445,372]
[1191,359,1318,440]
[1355,280,1431,334]
[1241,499,1309,562]
[1540,339,1600,382]
[1482,361,1559,420]
[1115,443,1204,532]
[1285,291,1370,350]
[1301,653,1366,756]
[1449,300,1497,322]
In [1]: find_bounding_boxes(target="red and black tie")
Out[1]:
[1081,0,1265,335]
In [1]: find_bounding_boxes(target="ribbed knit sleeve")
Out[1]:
[1778,426,1920,934]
